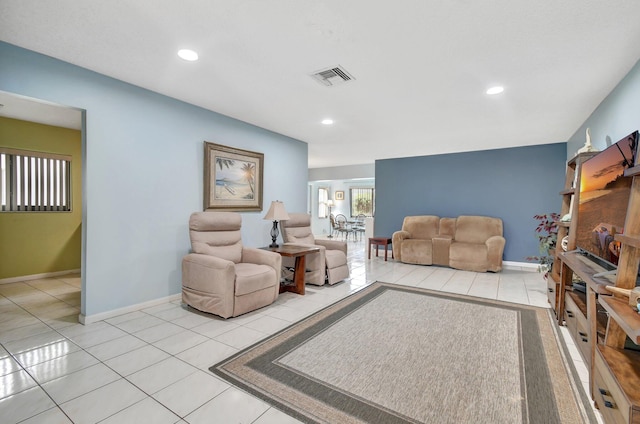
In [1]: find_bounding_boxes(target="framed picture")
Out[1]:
[204,141,264,211]
[335,191,344,200]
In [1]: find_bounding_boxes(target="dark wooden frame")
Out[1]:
[204,141,264,211]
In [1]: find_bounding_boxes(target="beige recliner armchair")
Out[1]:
[280,213,349,285]
[182,211,282,318]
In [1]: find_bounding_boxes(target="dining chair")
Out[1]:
[354,214,366,241]
[335,214,354,241]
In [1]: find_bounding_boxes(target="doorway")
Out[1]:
[0,91,85,320]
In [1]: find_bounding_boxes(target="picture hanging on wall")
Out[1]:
[335,191,344,200]
[204,141,264,211]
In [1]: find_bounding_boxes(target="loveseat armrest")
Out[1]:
[314,239,346,254]
[392,230,410,261]
[485,235,506,272]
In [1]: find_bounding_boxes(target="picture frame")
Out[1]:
[335,191,344,201]
[204,141,264,211]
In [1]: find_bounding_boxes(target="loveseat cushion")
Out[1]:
[402,215,440,239]
[400,239,433,265]
[449,242,489,272]
[454,216,503,244]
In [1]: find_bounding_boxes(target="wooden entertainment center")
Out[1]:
[550,152,640,423]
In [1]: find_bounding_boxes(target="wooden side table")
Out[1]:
[262,245,320,295]
[368,237,393,261]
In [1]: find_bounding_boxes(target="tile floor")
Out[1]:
[0,237,602,423]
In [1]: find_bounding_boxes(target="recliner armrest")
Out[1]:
[182,253,235,294]
[243,247,282,284]
[242,247,282,271]
[314,239,346,254]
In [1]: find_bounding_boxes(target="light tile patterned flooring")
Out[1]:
[0,237,602,423]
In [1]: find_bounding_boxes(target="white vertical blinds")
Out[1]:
[1,148,72,212]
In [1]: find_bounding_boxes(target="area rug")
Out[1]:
[211,282,597,424]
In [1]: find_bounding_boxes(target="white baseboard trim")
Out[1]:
[0,269,81,285]
[502,261,540,272]
[79,293,182,325]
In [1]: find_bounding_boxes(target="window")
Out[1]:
[350,188,374,217]
[1,148,72,212]
[318,187,329,218]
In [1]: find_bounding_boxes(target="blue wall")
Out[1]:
[566,58,640,155]
[375,143,567,262]
[0,42,309,319]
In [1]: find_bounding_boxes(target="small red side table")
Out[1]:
[368,237,393,261]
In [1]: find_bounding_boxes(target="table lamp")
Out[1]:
[263,200,290,248]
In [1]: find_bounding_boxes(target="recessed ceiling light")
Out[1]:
[178,49,199,61]
[486,86,504,95]
[321,119,334,125]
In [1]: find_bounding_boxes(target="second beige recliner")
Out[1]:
[280,213,349,285]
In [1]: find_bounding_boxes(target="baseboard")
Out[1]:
[0,269,81,285]
[502,261,539,272]
[79,293,182,325]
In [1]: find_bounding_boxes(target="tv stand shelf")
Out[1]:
[600,296,640,344]
[561,251,617,290]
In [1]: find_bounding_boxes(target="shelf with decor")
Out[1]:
[593,177,640,422]
[558,131,640,424]
[549,151,597,315]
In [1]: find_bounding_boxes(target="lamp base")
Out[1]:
[270,221,280,249]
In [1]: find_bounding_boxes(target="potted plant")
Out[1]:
[526,213,560,279]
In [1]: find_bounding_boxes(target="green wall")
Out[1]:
[0,116,82,279]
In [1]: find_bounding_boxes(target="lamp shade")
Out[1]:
[263,201,290,221]
[326,199,334,207]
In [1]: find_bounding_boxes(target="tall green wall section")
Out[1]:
[0,116,82,279]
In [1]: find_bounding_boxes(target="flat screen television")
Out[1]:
[576,130,638,271]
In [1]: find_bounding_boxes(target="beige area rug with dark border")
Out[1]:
[211,282,597,424]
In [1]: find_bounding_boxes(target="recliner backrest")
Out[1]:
[189,212,243,263]
[281,213,316,245]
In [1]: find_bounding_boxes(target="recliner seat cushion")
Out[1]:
[234,263,277,296]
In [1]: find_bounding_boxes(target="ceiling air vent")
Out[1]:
[310,65,355,87]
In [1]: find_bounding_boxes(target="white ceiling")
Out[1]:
[2,1,640,168]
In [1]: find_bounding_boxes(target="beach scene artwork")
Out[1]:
[213,156,256,201]
[204,141,263,211]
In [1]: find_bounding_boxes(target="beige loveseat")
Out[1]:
[392,215,505,272]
